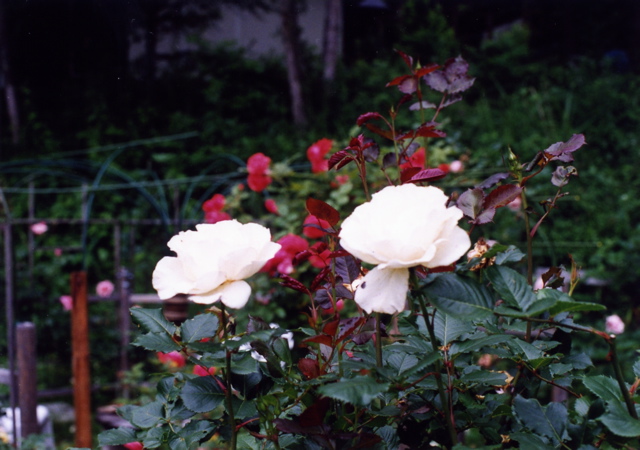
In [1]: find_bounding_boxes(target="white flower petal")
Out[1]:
[354,267,410,314]
[190,280,252,309]
[152,257,194,299]
[426,225,472,268]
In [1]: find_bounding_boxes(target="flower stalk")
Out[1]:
[220,304,237,449]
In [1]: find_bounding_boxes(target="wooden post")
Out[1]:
[71,271,92,448]
[16,322,38,438]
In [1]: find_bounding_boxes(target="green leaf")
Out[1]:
[387,352,419,375]
[317,376,389,406]
[548,300,606,315]
[131,400,165,428]
[493,245,526,265]
[98,427,138,446]
[180,313,218,344]
[433,310,473,345]
[231,351,259,375]
[534,289,606,316]
[600,400,640,437]
[176,420,215,449]
[485,266,535,311]
[423,274,495,321]
[133,332,181,353]
[634,359,640,378]
[513,396,568,445]
[233,397,259,420]
[131,308,176,336]
[181,376,225,413]
[451,334,513,355]
[509,432,554,449]
[508,338,544,361]
[142,427,166,449]
[582,375,622,402]
[460,369,507,386]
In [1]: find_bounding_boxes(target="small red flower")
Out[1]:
[193,365,217,376]
[247,153,272,192]
[307,138,333,173]
[157,351,186,369]
[309,242,331,268]
[399,147,426,170]
[302,214,330,239]
[123,442,144,450]
[262,234,309,275]
[438,163,451,174]
[265,198,279,215]
[202,194,232,224]
[202,193,226,212]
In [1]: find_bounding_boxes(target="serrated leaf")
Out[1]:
[423,273,495,321]
[460,369,507,386]
[387,352,419,375]
[133,332,181,353]
[486,266,536,311]
[451,334,513,354]
[181,376,225,413]
[433,310,473,345]
[176,420,215,449]
[142,427,166,449]
[600,400,640,437]
[306,197,340,226]
[509,432,554,449]
[317,376,389,406]
[98,427,138,446]
[457,188,484,219]
[633,359,640,378]
[582,375,622,402]
[508,339,544,361]
[513,396,568,445]
[181,313,218,344]
[131,308,176,336]
[549,300,606,316]
[131,400,165,428]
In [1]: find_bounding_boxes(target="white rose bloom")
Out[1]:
[339,184,471,314]
[152,220,281,309]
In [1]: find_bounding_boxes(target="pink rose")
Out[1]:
[605,314,625,335]
[123,443,144,450]
[30,222,48,235]
[157,351,186,368]
[399,147,425,170]
[449,160,464,173]
[96,280,115,298]
[247,153,272,192]
[307,138,333,173]
[193,365,217,376]
[265,199,279,215]
[59,295,73,311]
[302,215,330,239]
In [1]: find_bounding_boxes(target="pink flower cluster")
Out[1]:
[307,138,333,173]
[399,147,464,174]
[247,153,272,192]
[202,193,232,224]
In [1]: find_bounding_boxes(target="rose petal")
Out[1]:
[190,280,252,309]
[354,267,410,314]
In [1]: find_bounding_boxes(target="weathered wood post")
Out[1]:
[16,322,38,438]
[71,271,92,448]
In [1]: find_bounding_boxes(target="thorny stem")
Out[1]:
[416,293,458,445]
[220,304,237,450]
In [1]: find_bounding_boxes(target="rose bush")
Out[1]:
[98,52,640,450]
[152,220,280,308]
[340,184,471,313]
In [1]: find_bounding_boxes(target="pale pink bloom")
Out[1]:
[605,314,625,334]
[96,280,115,298]
[507,196,522,212]
[449,160,464,173]
[59,295,73,311]
[54,248,63,257]
[30,222,48,235]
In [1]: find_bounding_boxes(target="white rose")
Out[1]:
[152,220,281,309]
[339,184,471,314]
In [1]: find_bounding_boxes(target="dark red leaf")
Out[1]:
[323,319,339,337]
[400,167,421,183]
[310,266,332,292]
[476,172,510,189]
[544,134,586,162]
[364,123,395,141]
[425,264,456,274]
[472,207,496,225]
[303,334,333,347]
[386,74,412,88]
[356,112,384,126]
[407,168,447,183]
[279,274,309,295]
[483,184,522,209]
[298,397,331,427]
[394,48,413,69]
[336,317,365,344]
[415,64,440,77]
[328,150,352,170]
[298,358,321,380]
[306,197,340,226]
[456,188,484,219]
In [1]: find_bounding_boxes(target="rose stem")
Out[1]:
[375,312,382,368]
[220,303,237,449]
